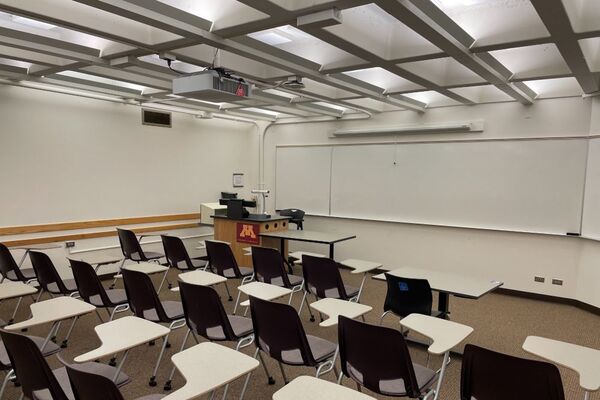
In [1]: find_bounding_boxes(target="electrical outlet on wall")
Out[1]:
[65,241,75,248]
[534,276,545,283]
[552,279,563,286]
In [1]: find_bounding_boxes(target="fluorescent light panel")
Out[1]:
[12,15,56,30]
[57,71,146,92]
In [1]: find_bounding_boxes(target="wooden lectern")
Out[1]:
[212,215,290,267]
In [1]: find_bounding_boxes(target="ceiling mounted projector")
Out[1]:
[172,70,252,102]
[281,76,305,90]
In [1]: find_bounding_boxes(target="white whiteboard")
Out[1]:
[582,138,600,239]
[275,146,332,215]
[276,139,589,234]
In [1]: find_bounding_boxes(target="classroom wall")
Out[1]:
[0,84,259,275]
[264,96,600,308]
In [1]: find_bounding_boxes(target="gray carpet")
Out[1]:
[1,268,599,399]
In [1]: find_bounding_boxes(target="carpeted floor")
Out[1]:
[2,267,599,400]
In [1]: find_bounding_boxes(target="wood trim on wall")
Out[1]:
[2,222,200,247]
[0,213,200,236]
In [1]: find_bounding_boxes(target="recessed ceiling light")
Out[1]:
[12,15,56,30]
[248,31,292,46]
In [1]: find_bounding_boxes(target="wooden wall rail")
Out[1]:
[2,222,200,247]
[0,213,200,236]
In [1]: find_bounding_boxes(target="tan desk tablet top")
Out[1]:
[0,281,37,301]
[5,297,95,331]
[273,375,376,400]
[400,313,473,355]
[309,298,372,328]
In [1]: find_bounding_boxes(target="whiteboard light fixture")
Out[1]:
[331,121,484,137]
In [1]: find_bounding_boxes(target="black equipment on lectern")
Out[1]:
[219,198,257,219]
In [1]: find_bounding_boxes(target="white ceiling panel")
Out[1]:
[325,4,441,61]
[489,44,571,80]
[397,57,486,87]
[524,77,583,98]
[343,67,423,93]
[434,0,549,48]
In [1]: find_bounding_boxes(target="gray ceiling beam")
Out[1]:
[302,27,473,105]
[73,0,426,112]
[530,0,599,93]
[214,0,371,38]
[28,62,88,77]
[374,0,535,104]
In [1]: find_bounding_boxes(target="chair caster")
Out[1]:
[109,358,117,366]
[268,377,276,385]
[61,340,68,348]
[228,296,233,301]
[163,381,172,391]
[51,336,57,343]
[149,377,157,387]
[309,316,315,322]
[8,319,13,324]
[165,341,171,349]
[168,283,173,289]
[149,340,155,346]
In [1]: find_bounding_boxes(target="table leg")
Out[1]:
[282,238,293,274]
[438,292,450,318]
[584,391,589,400]
[112,350,129,382]
[329,244,334,259]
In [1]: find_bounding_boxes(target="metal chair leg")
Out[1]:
[149,334,169,387]
[255,348,275,385]
[9,297,22,324]
[164,329,191,391]
[277,361,289,384]
[223,281,233,301]
[61,316,79,348]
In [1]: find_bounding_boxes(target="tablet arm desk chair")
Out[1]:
[0,243,38,324]
[112,228,165,289]
[461,344,565,400]
[338,316,439,399]
[299,255,359,322]
[164,281,255,394]
[251,246,303,306]
[249,296,338,386]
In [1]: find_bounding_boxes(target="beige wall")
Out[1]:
[0,85,259,275]
[263,96,600,308]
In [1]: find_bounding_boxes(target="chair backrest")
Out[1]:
[383,274,433,317]
[302,255,349,299]
[29,251,70,294]
[116,228,147,262]
[161,235,194,271]
[0,243,26,282]
[178,280,237,341]
[69,259,113,306]
[205,240,242,278]
[249,295,316,366]
[461,344,565,400]
[251,246,291,287]
[0,330,69,400]
[121,269,168,322]
[64,358,125,400]
[338,316,422,398]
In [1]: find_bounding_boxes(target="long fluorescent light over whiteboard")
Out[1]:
[331,121,484,137]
